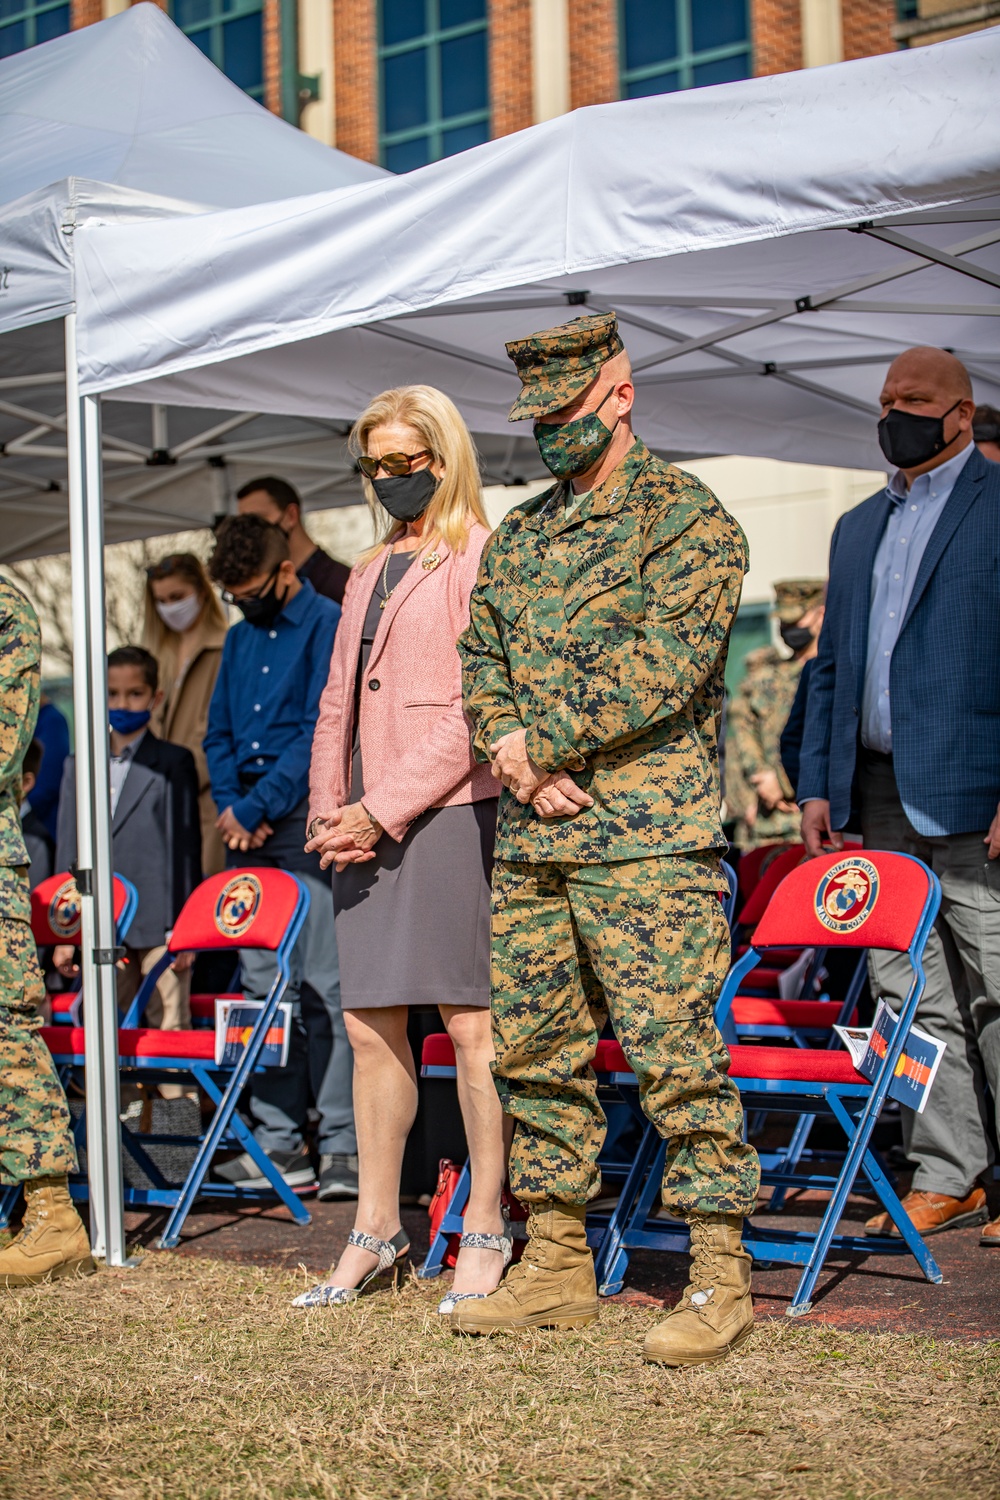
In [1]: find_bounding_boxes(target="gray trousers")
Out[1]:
[858,752,1000,1198]
[239,870,355,1157]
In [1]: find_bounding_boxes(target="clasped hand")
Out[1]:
[305,803,382,872]
[489,728,593,821]
[216,805,273,853]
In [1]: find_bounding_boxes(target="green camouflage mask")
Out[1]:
[533,389,617,479]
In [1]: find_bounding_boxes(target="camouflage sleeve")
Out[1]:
[526,509,746,773]
[727,677,768,782]
[0,588,41,800]
[458,539,524,763]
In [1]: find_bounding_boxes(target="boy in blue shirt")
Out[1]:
[205,516,356,1199]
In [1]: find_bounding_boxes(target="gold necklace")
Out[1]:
[379,544,404,609]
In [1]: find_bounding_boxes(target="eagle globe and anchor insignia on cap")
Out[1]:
[214,873,263,940]
[48,878,82,940]
[814,856,880,934]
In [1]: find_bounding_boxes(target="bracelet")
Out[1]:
[360,803,382,837]
[307,816,324,841]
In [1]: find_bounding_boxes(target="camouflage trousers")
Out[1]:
[0,867,77,1185]
[490,858,760,1217]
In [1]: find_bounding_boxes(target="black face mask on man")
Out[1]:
[779,623,814,653]
[877,399,962,470]
[236,570,286,629]
[372,468,438,522]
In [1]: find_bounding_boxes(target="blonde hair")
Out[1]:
[351,385,489,566]
[141,551,227,657]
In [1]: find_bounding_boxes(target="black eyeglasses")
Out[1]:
[220,568,277,607]
[358,450,433,479]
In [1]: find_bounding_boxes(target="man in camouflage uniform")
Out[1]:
[0,579,93,1287]
[728,580,825,850]
[456,313,760,1365]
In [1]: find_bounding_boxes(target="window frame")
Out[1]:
[618,0,752,98]
[0,0,70,57]
[168,0,266,102]
[378,0,490,171]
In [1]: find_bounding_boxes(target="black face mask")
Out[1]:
[877,399,961,470]
[780,623,814,653]
[236,570,286,629]
[371,468,438,522]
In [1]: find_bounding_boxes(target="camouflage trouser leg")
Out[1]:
[0,870,77,1185]
[490,858,760,1217]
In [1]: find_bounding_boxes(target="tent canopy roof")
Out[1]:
[0,4,389,561]
[74,24,1000,474]
[0,1,383,215]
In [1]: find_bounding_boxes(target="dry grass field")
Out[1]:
[0,1253,996,1500]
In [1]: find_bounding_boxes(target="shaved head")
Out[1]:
[883,346,973,404]
[879,346,976,478]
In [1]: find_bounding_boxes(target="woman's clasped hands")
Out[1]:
[306,803,383,872]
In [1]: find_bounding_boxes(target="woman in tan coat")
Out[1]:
[142,553,228,875]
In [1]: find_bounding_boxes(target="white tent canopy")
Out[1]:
[0,3,389,563]
[74,25,1000,475]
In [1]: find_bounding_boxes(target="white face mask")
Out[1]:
[155,593,202,633]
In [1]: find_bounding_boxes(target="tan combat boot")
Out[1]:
[451,1200,599,1333]
[643,1214,753,1366]
[0,1176,96,1288]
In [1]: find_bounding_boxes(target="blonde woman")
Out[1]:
[143,553,228,875]
[297,386,507,1311]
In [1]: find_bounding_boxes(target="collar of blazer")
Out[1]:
[362,538,454,675]
[111,750,158,830]
[899,446,985,634]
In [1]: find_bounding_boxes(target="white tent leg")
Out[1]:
[64,315,128,1268]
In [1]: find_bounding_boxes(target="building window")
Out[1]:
[170,0,264,101]
[620,0,750,98]
[0,0,69,60]
[379,0,490,173]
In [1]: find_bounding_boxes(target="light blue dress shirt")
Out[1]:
[861,442,974,753]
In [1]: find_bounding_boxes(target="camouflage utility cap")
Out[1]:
[505,312,624,422]
[772,578,825,623]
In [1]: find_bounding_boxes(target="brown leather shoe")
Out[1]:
[865,1187,988,1237]
[981,1214,1000,1247]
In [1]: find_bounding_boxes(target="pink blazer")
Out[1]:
[308,523,497,842]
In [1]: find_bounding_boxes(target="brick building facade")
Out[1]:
[11,0,992,168]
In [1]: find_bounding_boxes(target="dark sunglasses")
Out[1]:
[358,450,433,479]
[146,555,183,579]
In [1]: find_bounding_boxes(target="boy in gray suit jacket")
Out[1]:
[55,647,201,1029]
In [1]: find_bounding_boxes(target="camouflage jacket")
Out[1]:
[0,578,41,872]
[727,649,802,849]
[458,439,748,863]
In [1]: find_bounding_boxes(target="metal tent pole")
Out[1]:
[64,314,127,1267]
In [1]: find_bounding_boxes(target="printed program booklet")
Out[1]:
[214,999,293,1069]
[833,998,946,1114]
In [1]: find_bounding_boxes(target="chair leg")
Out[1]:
[418,1158,471,1279]
[857,1144,942,1285]
[0,1183,21,1229]
[158,1064,310,1249]
[767,1111,817,1212]
[594,1118,660,1295]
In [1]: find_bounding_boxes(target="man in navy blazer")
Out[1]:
[799,347,1000,1246]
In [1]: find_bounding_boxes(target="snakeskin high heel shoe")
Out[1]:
[292,1228,410,1308]
[436,1216,513,1315]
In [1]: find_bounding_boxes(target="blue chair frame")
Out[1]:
[38,874,312,1249]
[591,854,944,1317]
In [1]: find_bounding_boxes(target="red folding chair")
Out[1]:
[32,871,139,1025]
[41,868,310,1248]
[591,850,943,1316]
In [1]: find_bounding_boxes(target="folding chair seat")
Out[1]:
[189,994,242,1027]
[32,871,139,1024]
[43,867,311,1248]
[593,849,944,1316]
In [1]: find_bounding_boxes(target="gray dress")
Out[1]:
[333,551,497,1009]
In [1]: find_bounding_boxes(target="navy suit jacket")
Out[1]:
[57,732,202,949]
[798,446,1000,838]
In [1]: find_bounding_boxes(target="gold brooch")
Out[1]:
[421,551,441,572]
